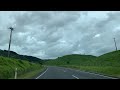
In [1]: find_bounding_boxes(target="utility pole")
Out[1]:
[113,38,117,51]
[8,27,14,58]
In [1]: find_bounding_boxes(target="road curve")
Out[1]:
[35,66,117,79]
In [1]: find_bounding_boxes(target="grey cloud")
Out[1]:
[44,40,80,58]
[0,11,120,59]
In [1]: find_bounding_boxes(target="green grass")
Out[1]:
[44,50,120,78]
[0,56,43,79]
[17,66,46,79]
[44,54,97,66]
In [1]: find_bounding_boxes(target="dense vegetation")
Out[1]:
[44,50,120,78]
[0,56,43,79]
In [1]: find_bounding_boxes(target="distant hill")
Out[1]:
[44,54,97,66]
[44,50,120,66]
[0,49,43,64]
[96,50,120,66]
[98,50,120,59]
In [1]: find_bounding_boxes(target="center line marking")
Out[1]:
[72,75,79,79]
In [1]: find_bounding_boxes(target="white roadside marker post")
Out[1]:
[15,68,17,79]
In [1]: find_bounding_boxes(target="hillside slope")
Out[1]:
[44,54,97,65]
[0,49,43,64]
[0,56,43,79]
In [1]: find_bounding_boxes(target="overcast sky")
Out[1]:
[0,11,120,59]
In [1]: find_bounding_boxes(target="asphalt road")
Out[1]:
[36,66,117,79]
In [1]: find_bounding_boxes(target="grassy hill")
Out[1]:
[44,54,97,66]
[44,50,120,78]
[0,56,44,79]
[0,49,43,64]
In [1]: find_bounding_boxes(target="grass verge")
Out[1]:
[17,66,46,79]
[0,56,44,79]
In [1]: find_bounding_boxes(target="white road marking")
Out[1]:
[36,68,48,79]
[63,70,66,72]
[57,68,66,72]
[66,68,117,79]
[72,75,79,79]
[81,71,117,79]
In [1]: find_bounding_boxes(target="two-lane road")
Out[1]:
[36,66,117,79]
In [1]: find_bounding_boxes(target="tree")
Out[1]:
[67,61,70,64]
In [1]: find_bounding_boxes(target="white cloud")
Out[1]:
[94,34,101,38]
